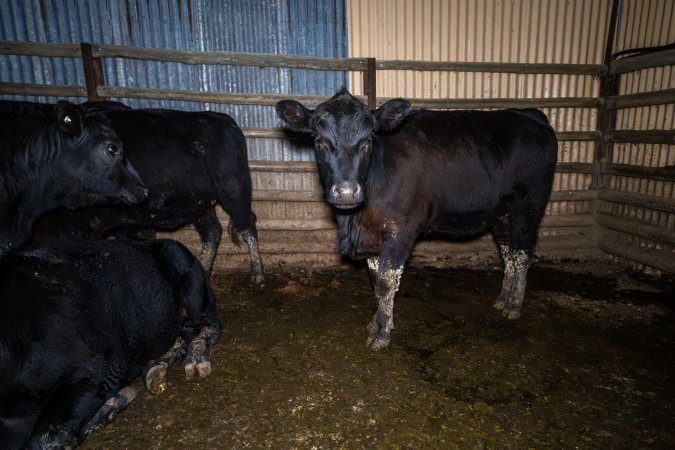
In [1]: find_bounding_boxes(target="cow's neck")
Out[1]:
[0,187,58,254]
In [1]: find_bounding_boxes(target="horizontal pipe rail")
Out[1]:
[606,88,675,109]
[610,48,675,75]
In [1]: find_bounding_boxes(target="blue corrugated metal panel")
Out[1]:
[0,0,348,161]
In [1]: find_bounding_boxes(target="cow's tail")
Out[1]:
[227,219,242,246]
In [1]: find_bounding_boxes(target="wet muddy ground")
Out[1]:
[83,262,674,449]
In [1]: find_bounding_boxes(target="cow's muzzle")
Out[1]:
[328,181,363,209]
[121,181,149,204]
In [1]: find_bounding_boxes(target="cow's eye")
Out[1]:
[107,143,119,157]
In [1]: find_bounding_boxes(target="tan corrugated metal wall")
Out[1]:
[205,0,674,274]
[343,0,614,267]
[601,0,675,274]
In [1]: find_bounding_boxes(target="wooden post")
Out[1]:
[80,43,106,101]
[363,57,377,109]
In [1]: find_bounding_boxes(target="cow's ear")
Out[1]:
[55,101,84,137]
[276,100,313,133]
[374,98,411,132]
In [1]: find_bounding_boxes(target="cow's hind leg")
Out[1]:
[492,187,544,319]
[239,225,265,285]
[366,256,405,351]
[143,336,187,394]
[492,241,516,314]
[221,198,265,284]
[184,324,220,381]
[493,244,530,320]
[194,208,222,277]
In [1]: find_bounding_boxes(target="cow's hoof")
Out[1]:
[365,332,391,351]
[144,362,168,395]
[197,360,212,378]
[185,359,212,381]
[492,300,505,311]
[502,308,522,320]
[251,272,265,285]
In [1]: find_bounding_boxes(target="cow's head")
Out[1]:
[276,89,411,210]
[49,101,148,209]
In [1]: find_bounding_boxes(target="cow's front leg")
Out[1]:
[143,336,187,394]
[184,324,220,380]
[366,256,404,351]
[79,386,138,439]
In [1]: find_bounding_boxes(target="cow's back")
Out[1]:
[105,109,250,195]
[0,241,185,397]
[372,109,557,213]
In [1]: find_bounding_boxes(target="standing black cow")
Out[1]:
[0,239,220,449]
[0,100,148,256]
[276,89,557,350]
[30,102,264,283]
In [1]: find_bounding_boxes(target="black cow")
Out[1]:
[276,89,557,350]
[0,100,148,256]
[0,239,221,449]
[30,102,264,283]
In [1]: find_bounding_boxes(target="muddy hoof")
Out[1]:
[366,334,391,351]
[197,361,212,378]
[502,308,522,320]
[251,272,265,285]
[144,362,168,395]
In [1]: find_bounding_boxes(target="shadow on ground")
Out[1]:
[83,262,675,449]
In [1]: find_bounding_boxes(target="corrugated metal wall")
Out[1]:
[602,0,675,274]
[0,0,348,161]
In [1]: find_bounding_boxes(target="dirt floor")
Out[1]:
[82,261,675,449]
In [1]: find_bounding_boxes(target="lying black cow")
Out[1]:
[29,102,264,283]
[0,100,147,256]
[0,239,220,449]
[276,89,557,350]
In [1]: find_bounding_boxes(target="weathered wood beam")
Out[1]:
[383,96,603,109]
[376,60,606,75]
[597,212,675,247]
[243,128,602,142]
[0,40,81,57]
[92,43,368,71]
[96,86,352,107]
[598,189,675,214]
[0,82,85,98]
[608,129,675,145]
[598,233,675,274]
[605,163,675,182]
